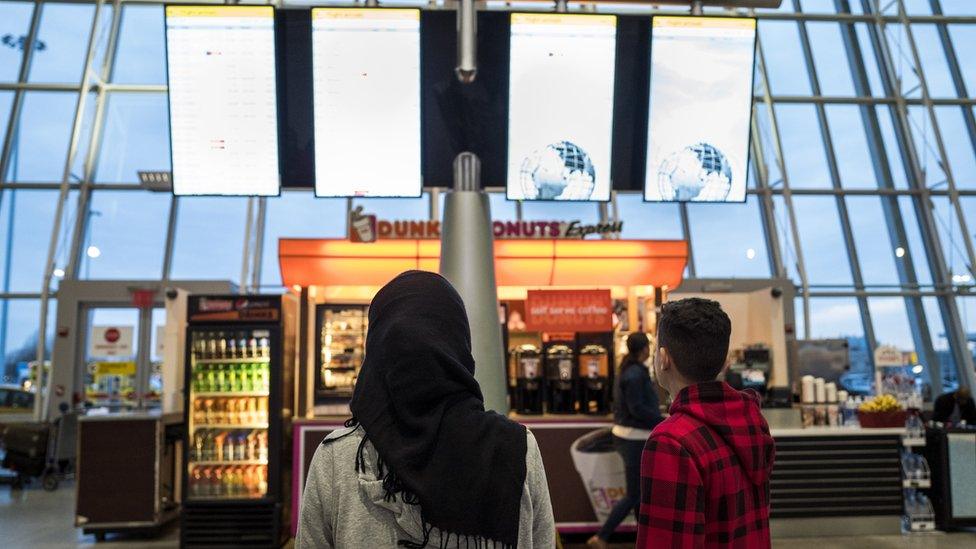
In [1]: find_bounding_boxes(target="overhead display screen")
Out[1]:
[507,13,616,202]
[311,8,422,198]
[164,6,281,196]
[644,16,756,203]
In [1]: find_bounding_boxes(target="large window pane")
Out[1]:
[170,197,248,283]
[907,105,947,188]
[846,196,899,286]
[948,25,976,95]
[759,21,810,96]
[775,104,831,188]
[82,190,169,279]
[942,1,976,16]
[934,106,976,189]
[854,24,886,98]
[825,105,876,189]
[0,2,34,82]
[799,0,836,12]
[0,190,74,293]
[923,296,957,393]
[807,23,856,96]
[687,198,770,278]
[0,92,12,141]
[261,192,348,288]
[5,92,76,182]
[615,195,682,239]
[28,2,95,84]
[772,196,801,284]
[112,5,166,85]
[808,297,870,382]
[95,93,170,183]
[868,297,914,350]
[876,106,909,189]
[0,298,55,384]
[897,196,933,287]
[931,196,970,281]
[912,25,957,98]
[792,196,853,285]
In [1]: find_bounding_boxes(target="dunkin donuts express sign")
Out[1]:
[349,207,623,243]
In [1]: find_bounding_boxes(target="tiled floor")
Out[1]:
[2,481,974,548]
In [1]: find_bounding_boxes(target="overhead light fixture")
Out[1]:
[745,248,756,260]
[911,364,924,375]
[137,171,172,192]
[86,245,101,259]
[952,273,972,284]
[895,247,905,258]
[53,268,65,278]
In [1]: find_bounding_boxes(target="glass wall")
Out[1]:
[1,0,975,393]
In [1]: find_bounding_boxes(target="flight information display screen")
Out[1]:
[165,6,281,196]
[644,16,756,203]
[507,13,616,202]
[311,8,422,198]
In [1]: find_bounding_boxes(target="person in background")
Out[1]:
[297,271,554,549]
[639,298,776,548]
[932,387,976,426]
[587,332,663,549]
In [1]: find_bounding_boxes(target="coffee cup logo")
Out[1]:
[350,206,378,243]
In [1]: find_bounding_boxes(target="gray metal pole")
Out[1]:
[37,0,107,421]
[456,0,477,83]
[440,152,508,413]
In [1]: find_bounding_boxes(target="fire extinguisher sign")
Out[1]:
[88,325,135,358]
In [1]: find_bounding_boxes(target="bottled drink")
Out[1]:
[207,333,218,360]
[257,465,267,495]
[259,365,269,392]
[227,366,238,394]
[235,434,247,461]
[217,332,227,359]
[194,365,205,392]
[227,337,237,360]
[193,431,205,461]
[191,467,203,496]
[215,365,226,393]
[249,336,259,359]
[256,397,268,424]
[257,431,268,461]
[258,337,270,358]
[241,364,253,392]
[203,430,215,461]
[238,332,249,359]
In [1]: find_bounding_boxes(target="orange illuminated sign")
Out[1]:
[524,289,613,333]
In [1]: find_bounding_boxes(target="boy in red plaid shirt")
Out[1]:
[638,298,775,548]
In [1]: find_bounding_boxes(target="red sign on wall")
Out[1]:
[524,290,613,333]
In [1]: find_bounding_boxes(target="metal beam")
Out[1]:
[793,0,879,360]
[750,111,787,279]
[836,0,940,393]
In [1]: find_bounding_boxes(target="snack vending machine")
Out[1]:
[314,304,368,404]
[181,295,296,548]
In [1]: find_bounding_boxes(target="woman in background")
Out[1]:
[297,271,554,549]
[588,332,663,549]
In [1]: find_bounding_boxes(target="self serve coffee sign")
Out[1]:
[89,326,135,358]
[524,290,613,332]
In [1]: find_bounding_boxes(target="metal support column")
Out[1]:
[755,30,813,338]
[863,0,976,390]
[793,0,879,358]
[679,203,696,278]
[835,0,941,392]
[36,0,108,420]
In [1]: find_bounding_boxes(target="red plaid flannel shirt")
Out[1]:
[637,381,775,549]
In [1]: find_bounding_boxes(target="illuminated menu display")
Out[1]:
[507,13,616,202]
[312,8,422,198]
[165,6,280,196]
[644,16,756,203]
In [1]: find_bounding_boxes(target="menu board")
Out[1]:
[644,16,756,203]
[311,8,422,198]
[165,6,281,196]
[507,13,616,202]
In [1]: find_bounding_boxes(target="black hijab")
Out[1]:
[349,271,527,548]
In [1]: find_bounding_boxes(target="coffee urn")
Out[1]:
[578,344,610,414]
[511,345,544,414]
[546,344,577,414]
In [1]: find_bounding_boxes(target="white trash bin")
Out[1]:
[570,428,634,525]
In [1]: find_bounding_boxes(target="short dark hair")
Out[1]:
[626,332,650,356]
[658,298,731,383]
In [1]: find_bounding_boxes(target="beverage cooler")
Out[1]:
[181,295,297,548]
[314,304,367,404]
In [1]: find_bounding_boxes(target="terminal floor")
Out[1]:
[2,481,975,548]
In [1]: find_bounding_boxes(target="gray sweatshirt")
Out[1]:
[296,425,555,549]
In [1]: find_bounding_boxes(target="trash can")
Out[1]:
[570,428,633,525]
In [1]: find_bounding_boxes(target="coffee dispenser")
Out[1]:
[578,344,610,414]
[545,344,577,414]
[511,345,544,414]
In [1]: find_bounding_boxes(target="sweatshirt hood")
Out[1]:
[670,381,775,485]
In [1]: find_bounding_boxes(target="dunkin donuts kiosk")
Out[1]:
[278,236,689,535]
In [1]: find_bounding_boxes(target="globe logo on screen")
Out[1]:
[519,141,596,200]
[657,142,733,201]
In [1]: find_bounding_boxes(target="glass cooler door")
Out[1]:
[186,328,272,501]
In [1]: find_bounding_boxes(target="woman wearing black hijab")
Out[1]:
[297,271,554,549]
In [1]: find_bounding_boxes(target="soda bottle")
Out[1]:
[243,466,255,496]
[191,467,203,497]
[216,365,226,393]
[256,397,268,424]
[257,431,268,461]
[223,466,235,496]
[217,332,227,359]
[259,337,270,359]
[259,365,269,393]
[207,332,218,360]
[241,364,253,392]
[235,434,247,461]
[227,365,238,394]
[249,336,259,359]
[257,465,267,495]
[227,337,237,360]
